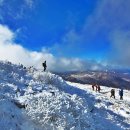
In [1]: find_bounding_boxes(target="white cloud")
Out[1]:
[109,30,130,67]
[0,25,55,70]
[0,25,14,43]
[0,24,103,72]
[82,0,130,68]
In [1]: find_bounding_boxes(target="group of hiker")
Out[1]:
[92,84,101,92]
[110,88,124,100]
[92,84,124,100]
[43,60,124,100]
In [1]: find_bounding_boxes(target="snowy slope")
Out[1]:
[0,61,94,130]
[0,61,130,130]
[67,82,130,130]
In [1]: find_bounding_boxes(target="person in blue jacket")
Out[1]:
[119,89,123,100]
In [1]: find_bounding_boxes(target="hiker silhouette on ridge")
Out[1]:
[42,61,47,72]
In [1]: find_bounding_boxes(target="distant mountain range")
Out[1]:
[55,69,130,90]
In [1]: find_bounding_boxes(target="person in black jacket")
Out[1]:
[42,61,47,71]
[119,89,123,100]
[110,89,115,99]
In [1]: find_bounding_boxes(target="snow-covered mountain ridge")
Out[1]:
[57,71,130,90]
[0,61,130,130]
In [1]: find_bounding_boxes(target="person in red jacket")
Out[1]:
[97,85,101,92]
[92,84,95,91]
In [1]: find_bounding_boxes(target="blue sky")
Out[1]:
[0,0,99,54]
[0,0,130,71]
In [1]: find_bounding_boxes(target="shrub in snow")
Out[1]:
[0,62,95,130]
[33,71,67,88]
[26,91,94,130]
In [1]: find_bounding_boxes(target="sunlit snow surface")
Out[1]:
[0,61,129,130]
[67,82,130,130]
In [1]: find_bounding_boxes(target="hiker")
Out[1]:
[95,84,98,92]
[97,85,101,92]
[42,61,47,71]
[110,89,115,99]
[92,84,95,91]
[119,89,123,100]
